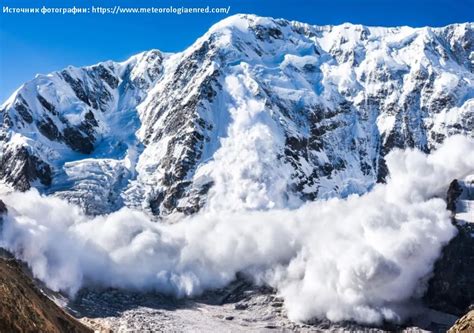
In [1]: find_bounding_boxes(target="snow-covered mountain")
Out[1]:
[1,14,473,216]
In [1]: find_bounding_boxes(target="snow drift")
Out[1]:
[1,135,473,324]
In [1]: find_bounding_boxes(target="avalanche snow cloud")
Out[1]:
[1,135,473,324]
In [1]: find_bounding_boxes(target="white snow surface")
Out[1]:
[1,15,473,215]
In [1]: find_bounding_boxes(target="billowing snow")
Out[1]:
[1,135,474,325]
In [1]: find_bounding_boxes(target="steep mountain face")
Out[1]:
[0,203,91,333]
[424,177,474,317]
[1,15,473,216]
[0,257,92,333]
[0,50,165,214]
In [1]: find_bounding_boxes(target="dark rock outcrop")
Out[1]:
[0,146,52,191]
[0,17,473,216]
[0,200,7,215]
[424,180,474,316]
[0,199,7,234]
[447,180,464,214]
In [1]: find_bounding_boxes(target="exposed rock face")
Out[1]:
[424,223,474,315]
[0,257,92,333]
[0,203,90,332]
[449,310,474,333]
[0,199,6,234]
[424,178,474,316]
[0,146,52,191]
[0,200,7,215]
[1,49,158,206]
[0,15,473,215]
[447,180,465,213]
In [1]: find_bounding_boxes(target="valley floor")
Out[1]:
[70,281,457,333]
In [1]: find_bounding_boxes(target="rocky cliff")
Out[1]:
[1,15,472,216]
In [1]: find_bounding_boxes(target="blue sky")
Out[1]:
[1,0,473,102]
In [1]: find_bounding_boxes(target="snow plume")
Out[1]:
[196,72,296,211]
[1,135,473,325]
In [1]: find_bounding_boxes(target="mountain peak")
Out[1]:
[1,15,473,216]
[208,14,279,32]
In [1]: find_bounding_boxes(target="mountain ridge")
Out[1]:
[1,14,473,216]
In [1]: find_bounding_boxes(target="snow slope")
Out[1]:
[1,14,473,216]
